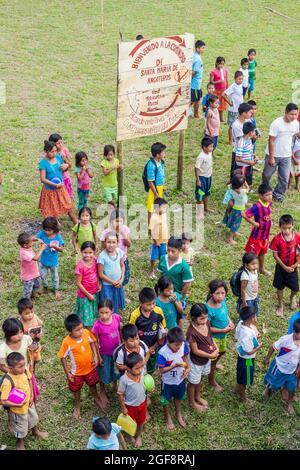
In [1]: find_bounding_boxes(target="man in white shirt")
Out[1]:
[262,103,299,202]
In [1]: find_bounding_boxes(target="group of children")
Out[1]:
[1,43,300,451]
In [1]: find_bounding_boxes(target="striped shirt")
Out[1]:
[235,136,254,167]
[269,232,300,267]
[245,200,272,240]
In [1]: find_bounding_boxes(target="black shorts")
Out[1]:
[233,162,253,186]
[236,356,255,385]
[273,263,299,292]
[191,88,202,103]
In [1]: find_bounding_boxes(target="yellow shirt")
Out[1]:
[149,212,168,245]
[0,369,32,414]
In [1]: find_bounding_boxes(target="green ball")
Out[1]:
[143,373,155,392]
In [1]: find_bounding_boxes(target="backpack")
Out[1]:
[142,158,160,192]
[230,267,245,297]
[112,342,147,375]
[0,374,15,410]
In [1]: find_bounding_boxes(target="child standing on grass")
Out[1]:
[157,327,190,430]
[58,314,102,419]
[247,49,257,99]
[289,131,300,191]
[72,207,98,255]
[49,133,73,200]
[235,306,262,404]
[155,276,184,330]
[181,233,195,269]
[205,95,220,152]
[234,121,257,186]
[186,303,219,412]
[97,232,125,313]
[115,324,150,375]
[195,137,214,214]
[0,352,48,450]
[87,416,127,450]
[242,183,273,276]
[223,71,244,145]
[264,318,300,416]
[202,82,215,118]
[17,232,46,299]
[101,145,122,204]
[37,217,64,300]
[239,58,249,97]
[75,151,93,210]
[129,288,166,374]
[237,252,259,317]
[149,198,168,279]
[223,172,249,245]
[209,57,229,123]
[205,280,235,392]
[92,299,122,407]
[117,352,147,448]
[269,214,300,317]
[100,209,131,286]
[75,241,100,328]
[17,298,43,372]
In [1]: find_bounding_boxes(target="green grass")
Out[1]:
[0,0,300,450]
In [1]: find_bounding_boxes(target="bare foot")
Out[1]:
[287,403,295,416]
[296,186,300,193]
[94,398,105,410]
[228,239,237,246]
[33,430,48,439]
[145,411,151,422]
[209,381,224,393]
[276,306,284,317]
[54,290,62,300]
[216,363,225,371]
[129,436,135,445]
[73,407,81,419]
[175,414,186,428]
[125,297,131,305]
[149,272,156,280]
[242,398,254,408]
[195,397,208,407]
[16,441,25,450]
[290,299,298,310]
[99,390,109,407]
[190,402,207,412]
[134,436,143,448]
[259,269,272,277]
[166,417,175,430]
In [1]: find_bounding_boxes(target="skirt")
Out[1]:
[63,174,73,199]
[223,208,242,233]
[39,185,73,218]
[97,355,120,384]
[100,284,125,313]
[214,89,227,112]
[74,293,99,327]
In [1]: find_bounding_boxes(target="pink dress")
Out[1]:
[205,108,220,137]
[210,68,228,112]
[60,146,73,199]
[92,314,122,356]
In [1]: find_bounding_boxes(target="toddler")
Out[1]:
[101,145,122,204]
[75,151,93,210]
[17,232,46,299]
[87,416,126,450]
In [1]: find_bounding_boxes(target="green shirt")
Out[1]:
[101,158,119,187]
[248,59,257,80]
[72,222,97,248]
[157,255,193,294]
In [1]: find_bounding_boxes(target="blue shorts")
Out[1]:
[150,243,167,261]
[264,358,297,392]
[248,78,255,92]
[237,297,259,316]
[236,356,255,385]
[195,176,212,201]
[97,355,120,385]
[160,380,186,405]
[191,88,202,103]
[242,86,248,97]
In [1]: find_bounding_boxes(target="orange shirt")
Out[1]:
[57,329,96,376]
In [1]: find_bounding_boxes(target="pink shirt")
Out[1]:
[77,168,91,190]
[92,314,122,356]
[75,258,99,298]
[205,108,220,137]
[60,146,71,181]
[100,225,130,257]
[20,247,39,281]
[210,68,228,91]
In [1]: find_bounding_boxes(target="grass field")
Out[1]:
[1,0,300,450]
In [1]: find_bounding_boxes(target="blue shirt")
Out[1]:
[288,312,300,334]
[87,423,121,450]
[37,231,64,267]
[202,93,212,117]
[39,155,64,190]
[156,292,182,329]
[191,52,203,90]
[205,299,229,339]
[97,248,124,285]
[146,159,165,186]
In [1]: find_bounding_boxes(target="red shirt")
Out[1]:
[245,200,272,241]
[269,232,300,267]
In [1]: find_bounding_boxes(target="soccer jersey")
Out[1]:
[235,321,258,359]
[245,200,272,240]
[128,307,166,347]
[157,342,189,385]
[248,59,257,80]
[273,334,300,374]
[57,329,96,376]
[157,255,193,293]
[269,232,300,267]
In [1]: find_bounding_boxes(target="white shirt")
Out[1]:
[157,342,189,385]
[232,119,244,147]
[239,67,249,88]
[225,83,243,113]
[235,321,258,359]
[266,117,299,158]
[274,334,300,374]
[195,150,213,178]
[240,269,258,300]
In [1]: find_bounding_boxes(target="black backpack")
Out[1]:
[142,158,160,192]
[0,374,15,410]
[112,342,147,375]
[230,267,245,297]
